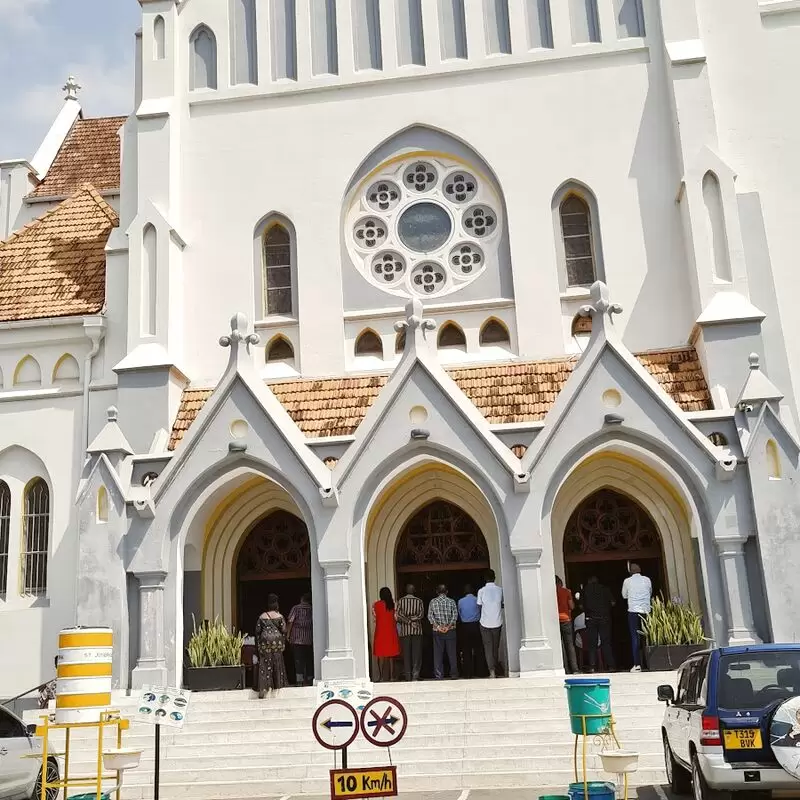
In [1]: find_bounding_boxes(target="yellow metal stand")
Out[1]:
[36,711,130,800]
[571,713,628,800]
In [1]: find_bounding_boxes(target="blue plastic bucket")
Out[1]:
[565,677,612,735]
[568,782,616,800]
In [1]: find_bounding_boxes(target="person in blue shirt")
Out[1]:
[458,584,483,679]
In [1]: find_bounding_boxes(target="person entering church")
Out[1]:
[582,576,616,673]
[428,584,459,680]
[372,586,401,682]
[396,584,424,681]
[458,584,483,679]
[477,569,503,678]
[556,576,579,674]
[255,593,288,698]
[622,562,652,672]
[286,592,313,687]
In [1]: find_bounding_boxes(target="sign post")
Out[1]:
[137,687,191,800]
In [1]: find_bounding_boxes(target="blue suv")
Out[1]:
[659,644,800,799]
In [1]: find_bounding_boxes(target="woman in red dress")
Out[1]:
[372,586,401,681]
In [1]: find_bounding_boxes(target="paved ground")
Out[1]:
[233,788,678,800]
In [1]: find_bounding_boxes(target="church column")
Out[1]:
[514,548,555,672]
[716,536,761,646]
[131,571,169,688]
[320,560,356,679]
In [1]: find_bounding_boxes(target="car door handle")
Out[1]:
[0,747,7,756]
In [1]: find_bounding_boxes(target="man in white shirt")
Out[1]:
[477,569,503,678]
[621,563,652,672]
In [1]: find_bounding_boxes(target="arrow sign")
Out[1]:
[322,718,355,730]
[360,696,408,748]
[312,699,359,751]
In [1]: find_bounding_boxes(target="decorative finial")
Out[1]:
[748,353,760,370]
[63,76,81,101]
[394,298,436,355]
[106,406,119,423]
[219,312,260,352]
[578,281,623,321]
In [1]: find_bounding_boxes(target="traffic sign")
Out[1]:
[330,766,398,799]
[359,696,408,747]
[313,699,359,750]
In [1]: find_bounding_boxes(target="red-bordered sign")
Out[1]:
[313,699,359,750]
[359,696,408,747]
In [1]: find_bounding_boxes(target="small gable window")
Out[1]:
[766,439,781,480]
[97,486,109,523]
[572,313,592,336]
[190,25,218,90]
[395,329,406,354]
[154,15,166,60]
[53,353,80,386]
[560,194,596,287]
[266,335,294,363]
[708,432,728,448]
[355,330,383,357]
[263,222,294,316]
[438,322,466,349]
[479,318,510,347]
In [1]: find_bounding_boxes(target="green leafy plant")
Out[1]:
[187,615,245,668]
[641,596,705,646]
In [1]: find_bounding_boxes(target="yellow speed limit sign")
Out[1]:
[330,767,397,799]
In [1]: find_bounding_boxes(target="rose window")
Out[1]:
[346,154,502,299]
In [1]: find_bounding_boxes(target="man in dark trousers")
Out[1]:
[582,576,616,672]
[457,584,483,678]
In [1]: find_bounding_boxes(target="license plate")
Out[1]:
[724,729,762,749]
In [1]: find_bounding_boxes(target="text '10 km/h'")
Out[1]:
[330,767,398,799]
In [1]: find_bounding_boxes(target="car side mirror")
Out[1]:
[657,685,675,704]
[26,724,37,737]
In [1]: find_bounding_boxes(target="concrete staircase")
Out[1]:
[29,672,673,798]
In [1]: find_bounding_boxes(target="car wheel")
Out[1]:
[31,759,59,800]
[691,754,728,800]
[664,735,691,794]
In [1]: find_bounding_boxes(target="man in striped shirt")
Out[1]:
[287,593,313,686]
[428,585,459,680]
[396,584,424,681]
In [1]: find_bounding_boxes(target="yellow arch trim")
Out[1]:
[52,352,79,383]
[13,355,41,386]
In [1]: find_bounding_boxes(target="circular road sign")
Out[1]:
[359,695,408,747]
[312,699,359,751]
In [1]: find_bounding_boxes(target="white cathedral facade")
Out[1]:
[1,0,799,694]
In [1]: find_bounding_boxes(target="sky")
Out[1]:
[0,0,140,158]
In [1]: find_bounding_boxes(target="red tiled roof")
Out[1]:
[168,348,712,449]
[29,116,125,198]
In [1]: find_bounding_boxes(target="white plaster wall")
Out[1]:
[0,396,82,697]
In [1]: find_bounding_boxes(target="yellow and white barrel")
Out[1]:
[55,627,113,724]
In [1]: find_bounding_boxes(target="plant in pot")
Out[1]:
[641,596,707,671]
[184,616,246,691]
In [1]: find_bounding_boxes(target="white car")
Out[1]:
[0,706,58,800]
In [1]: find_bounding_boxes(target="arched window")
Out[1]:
[708,432,728,448]
[232,0,258,84]
[355,329,383,357]
[142,224,158,336]
[22,478,49,596]
[263,222,294,316]
[97,486,109,523]
[766,439,781,479]
[479,318,510,346]
[438,322,466,349]
[52,354,80,386]
[571,313,592,336]
[0,481,9,597]
[14,355,42,388]
[153,15,166,60]
[266,335,295,362]
[559,194,596,287]
[190,25,218,90]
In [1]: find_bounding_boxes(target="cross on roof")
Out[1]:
[63,76,81,101]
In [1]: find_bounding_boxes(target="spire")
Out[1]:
[394,298,436,358]
[578,281,622,342]
[736,353,783,410]
[87,406,134,455]
[62,75,81,102]
[219,312,260,370]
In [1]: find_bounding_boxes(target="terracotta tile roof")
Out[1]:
[168,348,712,450]
[29,116,125,198]
[0,184,117,322]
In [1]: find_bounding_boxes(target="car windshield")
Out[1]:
[719,651,800,709]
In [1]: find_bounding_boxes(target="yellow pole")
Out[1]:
[40,716,48,800]
[96,716,104,800]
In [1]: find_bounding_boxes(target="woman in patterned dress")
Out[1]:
[255,593,288,698]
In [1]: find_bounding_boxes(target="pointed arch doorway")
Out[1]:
[563,489,667,670]
[394,500,491,679]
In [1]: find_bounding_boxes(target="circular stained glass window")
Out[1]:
[397,202,452,253]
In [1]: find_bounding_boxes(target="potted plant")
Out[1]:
[642,596,707,671]
[184,616,246,691]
